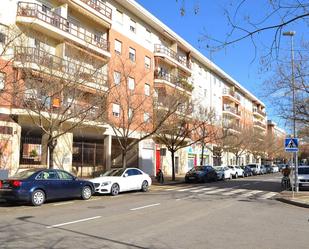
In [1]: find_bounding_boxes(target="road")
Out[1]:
[0,173,308,249]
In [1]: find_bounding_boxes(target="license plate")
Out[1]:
[189,177,195,180]
[2,183,9,188]
[300,183,309,186]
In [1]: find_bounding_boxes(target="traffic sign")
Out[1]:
[285,138,299,152]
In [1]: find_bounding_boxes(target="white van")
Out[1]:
[298,166,309,190]
[246,164,261,175]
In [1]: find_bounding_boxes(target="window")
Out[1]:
[129,47,136,62]
[113,71,121,85]
[128,77,135,90]
[114,39,122,54]
[0,72,5,90]
[144,112,150,123]
[129,19,136,33]
[145,29,151,42]
[144,56,151,69]
[94,31,103,43]
[112,103,120,117]
[115,9,123,24]
[144,83,150,96]
[57,171,74,180]
[0,32,6,43]
[128,108,133,119]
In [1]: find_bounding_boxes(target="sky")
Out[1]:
[135,0,308,131]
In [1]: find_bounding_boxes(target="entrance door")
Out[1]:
[175,157,179,174]
[156,149,160,174]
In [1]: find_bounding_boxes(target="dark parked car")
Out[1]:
[260,165,267,174]
[264,165,272,174]
[185,166,217,183]
[0,169,94,206]
[241,166,253,177]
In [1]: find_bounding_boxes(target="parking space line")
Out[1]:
[130,203,160,211]
[46,216,101,229]
[53,201,74,206]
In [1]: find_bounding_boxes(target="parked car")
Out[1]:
[241,166,253,177]
[298,165,309,190]
[247,164,261,175]
[0,169,94,206]
[214,166,233,180]
[185,166,217,183]
[228,165,244,178]
[90,168,152,196]
[264,165,272,174]
[272,165,279,173]
[260,165,267,174]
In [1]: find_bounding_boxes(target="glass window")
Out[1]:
[112,103,120,117]
[130,19,136,33]
[114,71,121,85]
[0,72,5,90]
[114,39,122,54]
[144,83,150,96]
[57,171,74,180]
[144,56,151,69]
[128,77,135,90]
[145,29,151,42]
[38,170,59,180]
[126,169,141,176]
[129,47,136,62]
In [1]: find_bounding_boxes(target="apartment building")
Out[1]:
[0,0,269,177]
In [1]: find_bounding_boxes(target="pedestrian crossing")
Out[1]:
[154,185,278,200]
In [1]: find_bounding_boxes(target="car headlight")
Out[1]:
[101,181,112,186]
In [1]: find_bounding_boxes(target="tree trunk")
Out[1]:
[200,143,205,165]
[122,150,127,169]
[171,150,175,181]
[47,139,57,169]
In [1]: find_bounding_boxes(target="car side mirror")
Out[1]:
[123,173,128,177]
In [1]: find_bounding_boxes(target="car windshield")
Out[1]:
[248,165,256,168]
[102,169,125,177]
[298,168,309,174]
[11,169,39,179]
[214,167,223,171]
[190,166,205,172]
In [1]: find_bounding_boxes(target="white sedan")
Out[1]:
[214,166,233,180]
[228,166,244,178]
[90,168,152,196]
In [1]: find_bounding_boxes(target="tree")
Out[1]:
[0,29,108,169]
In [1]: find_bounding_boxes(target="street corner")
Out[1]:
[276,191,309,208]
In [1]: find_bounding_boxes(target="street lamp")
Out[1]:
[283,31,298,192]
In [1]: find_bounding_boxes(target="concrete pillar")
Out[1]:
[104,135,111,171]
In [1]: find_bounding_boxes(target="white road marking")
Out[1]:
[242,183,250,186]
[53,201,74,206]
[177,187,202,192]
[222,189,246,196]
[206,188,229,194]
[176,196,192,201]
[190,187,216,193]
[240,190,263,198]
[130,203,161,211]
[111,195,123,198]
[46,216,101,229]
[164,188,177,191]
[258,192,277,199]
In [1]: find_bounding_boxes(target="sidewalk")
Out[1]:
[276,190,309,208]
[151,175,185,186]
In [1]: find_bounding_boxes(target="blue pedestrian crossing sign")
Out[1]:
[285,138,299,152]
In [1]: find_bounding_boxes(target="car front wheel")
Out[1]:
[81,186,92,200]
[31,189,45,206]
[111,183,120,196]
[141,181,149,192]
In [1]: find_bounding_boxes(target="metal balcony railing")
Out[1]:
[15,46,108,87]
[17,2,110,52]
[223,105,241,116]
[154,44,191,70]
[80,0,112,20]
[222,88,241,101]
[254,121,266,129]
[154,72,193,92]
[253,108,266,116]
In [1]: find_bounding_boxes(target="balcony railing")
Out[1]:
[223,105,241,116]
[154,72,193,92]
[254,121,266,129]
[17,2,109,52]
[80,0,112,20]
[15,46,108,87]
[222,88,241,101]
[154,44,191,70]
[253,108,266,117]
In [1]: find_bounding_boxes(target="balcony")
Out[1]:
[223,121,241,133]
[253,108,266,118]
[16,2,110,58]
[222,105,241,119]
[67,0,112,28]
[253,121,267,130]
[222,88,241,103]
[154,72,193,93]
[154,44,191,74]
[14,46,108,91]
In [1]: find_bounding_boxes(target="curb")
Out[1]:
[276,197,309,209]
[152,181,185,186]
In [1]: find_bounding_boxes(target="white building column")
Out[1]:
[104,135,111,171]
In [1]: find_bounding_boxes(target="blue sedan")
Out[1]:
[0,169,94,206]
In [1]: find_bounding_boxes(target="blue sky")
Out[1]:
[135,0,307,131]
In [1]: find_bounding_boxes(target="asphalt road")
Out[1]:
[0,173,308,249]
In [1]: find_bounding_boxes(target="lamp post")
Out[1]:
[283,31,298,192]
